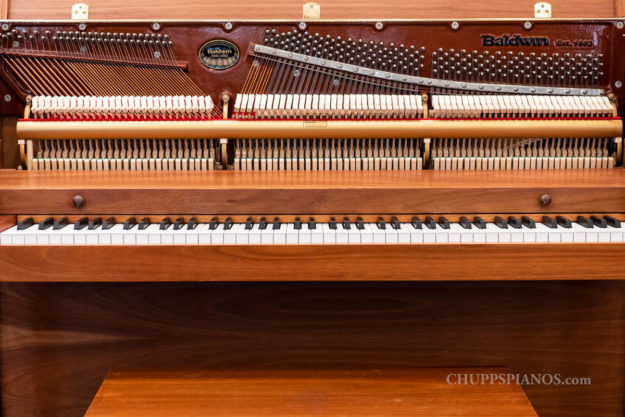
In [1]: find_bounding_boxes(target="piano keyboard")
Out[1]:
[2,215,622,245]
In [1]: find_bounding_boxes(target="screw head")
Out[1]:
[3,94,10,102]
[1,23,9,31]
[617,21,624,29]
[78,23,87,31]
[450,21,460,30]
[254,45,260,52]
[153,51,161,59]
[11,41,18,48]
[73,195,85,208]
[375,22,384,30]
[152,22,161,31]
[224,22,233,30]
[540,194,552,207]
[524,21,532,29]
[298,22,307,30]
[616,81,623,88]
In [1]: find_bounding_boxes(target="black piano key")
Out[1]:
[438,216,450,230]
[53,217,69,230]
[342,217,351,230]
[459,216,472,230]
[541,216,557,229]
[102,217,116,230]
[605,216,621,228]
[272,217,281,230]
[356,217,365,230]
[173,217,185,230]
[590,215,607,228]
[188,217,200,230]
[17,217,34,230]
[473,216,486,229]
[308,217,316,230]
[38,217,54,230]
[259,217,268,230]
[376,216,386,230]
[138,217,151,230]
[329,217,337,230]
[207,217,218,230]
[123,217,137,230]
[576,215,593,228]
[294,217,302,230]
[391,217,401,230]
[160,217,172,230]
[88,217,103,230]
[245,217,254,230]
[521,216,536,229]
[556,216,572,228]
[74,217,89,230]
[424,216,436,229]
[494,216,508,229]
[411,216,422,229]
[507,216,522,229]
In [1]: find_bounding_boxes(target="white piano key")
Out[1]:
[534,223,550,243]
[223,224,239,245]
[310,225,324,244]
[260,225,274,245]
[235,224,250,244]
[406,224,424,244]
[286,224,299,244]
[397,224,410,244]
[210,224,225,244]
[360,224,374,244]
[348,225,362,244]
[386,225,400,244]
[299,225,311,244]
[273,224,287,244]
[371,225,386,244]
[570,223,588,243]
[434,225,449,244]
[322,224,336,244]
[335,225,349,244]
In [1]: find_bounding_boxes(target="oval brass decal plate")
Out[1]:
[199,39,239,70]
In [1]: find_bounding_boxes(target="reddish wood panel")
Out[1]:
[0,170,624,215]
[1,281,623,417]
[84,368,538,417]
[0,215,15,232]
[6,0,618,20]
[1,243,625,282]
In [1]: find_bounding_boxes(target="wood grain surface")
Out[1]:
[84,368,538,417]
[0,215,15,232]
[0,281,623,417]
[1,243,625,281]
[1,169,624,215]
[6,0,621,20]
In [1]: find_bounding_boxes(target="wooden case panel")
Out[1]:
[5,0,622,20]
[0,170,624,215]
[0,281,623,417]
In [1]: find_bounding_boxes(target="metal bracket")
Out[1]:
[534,2,552,18]
[303,2,321,19]
[71,3,89,20]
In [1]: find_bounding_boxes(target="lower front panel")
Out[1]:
[0,281,623,417]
